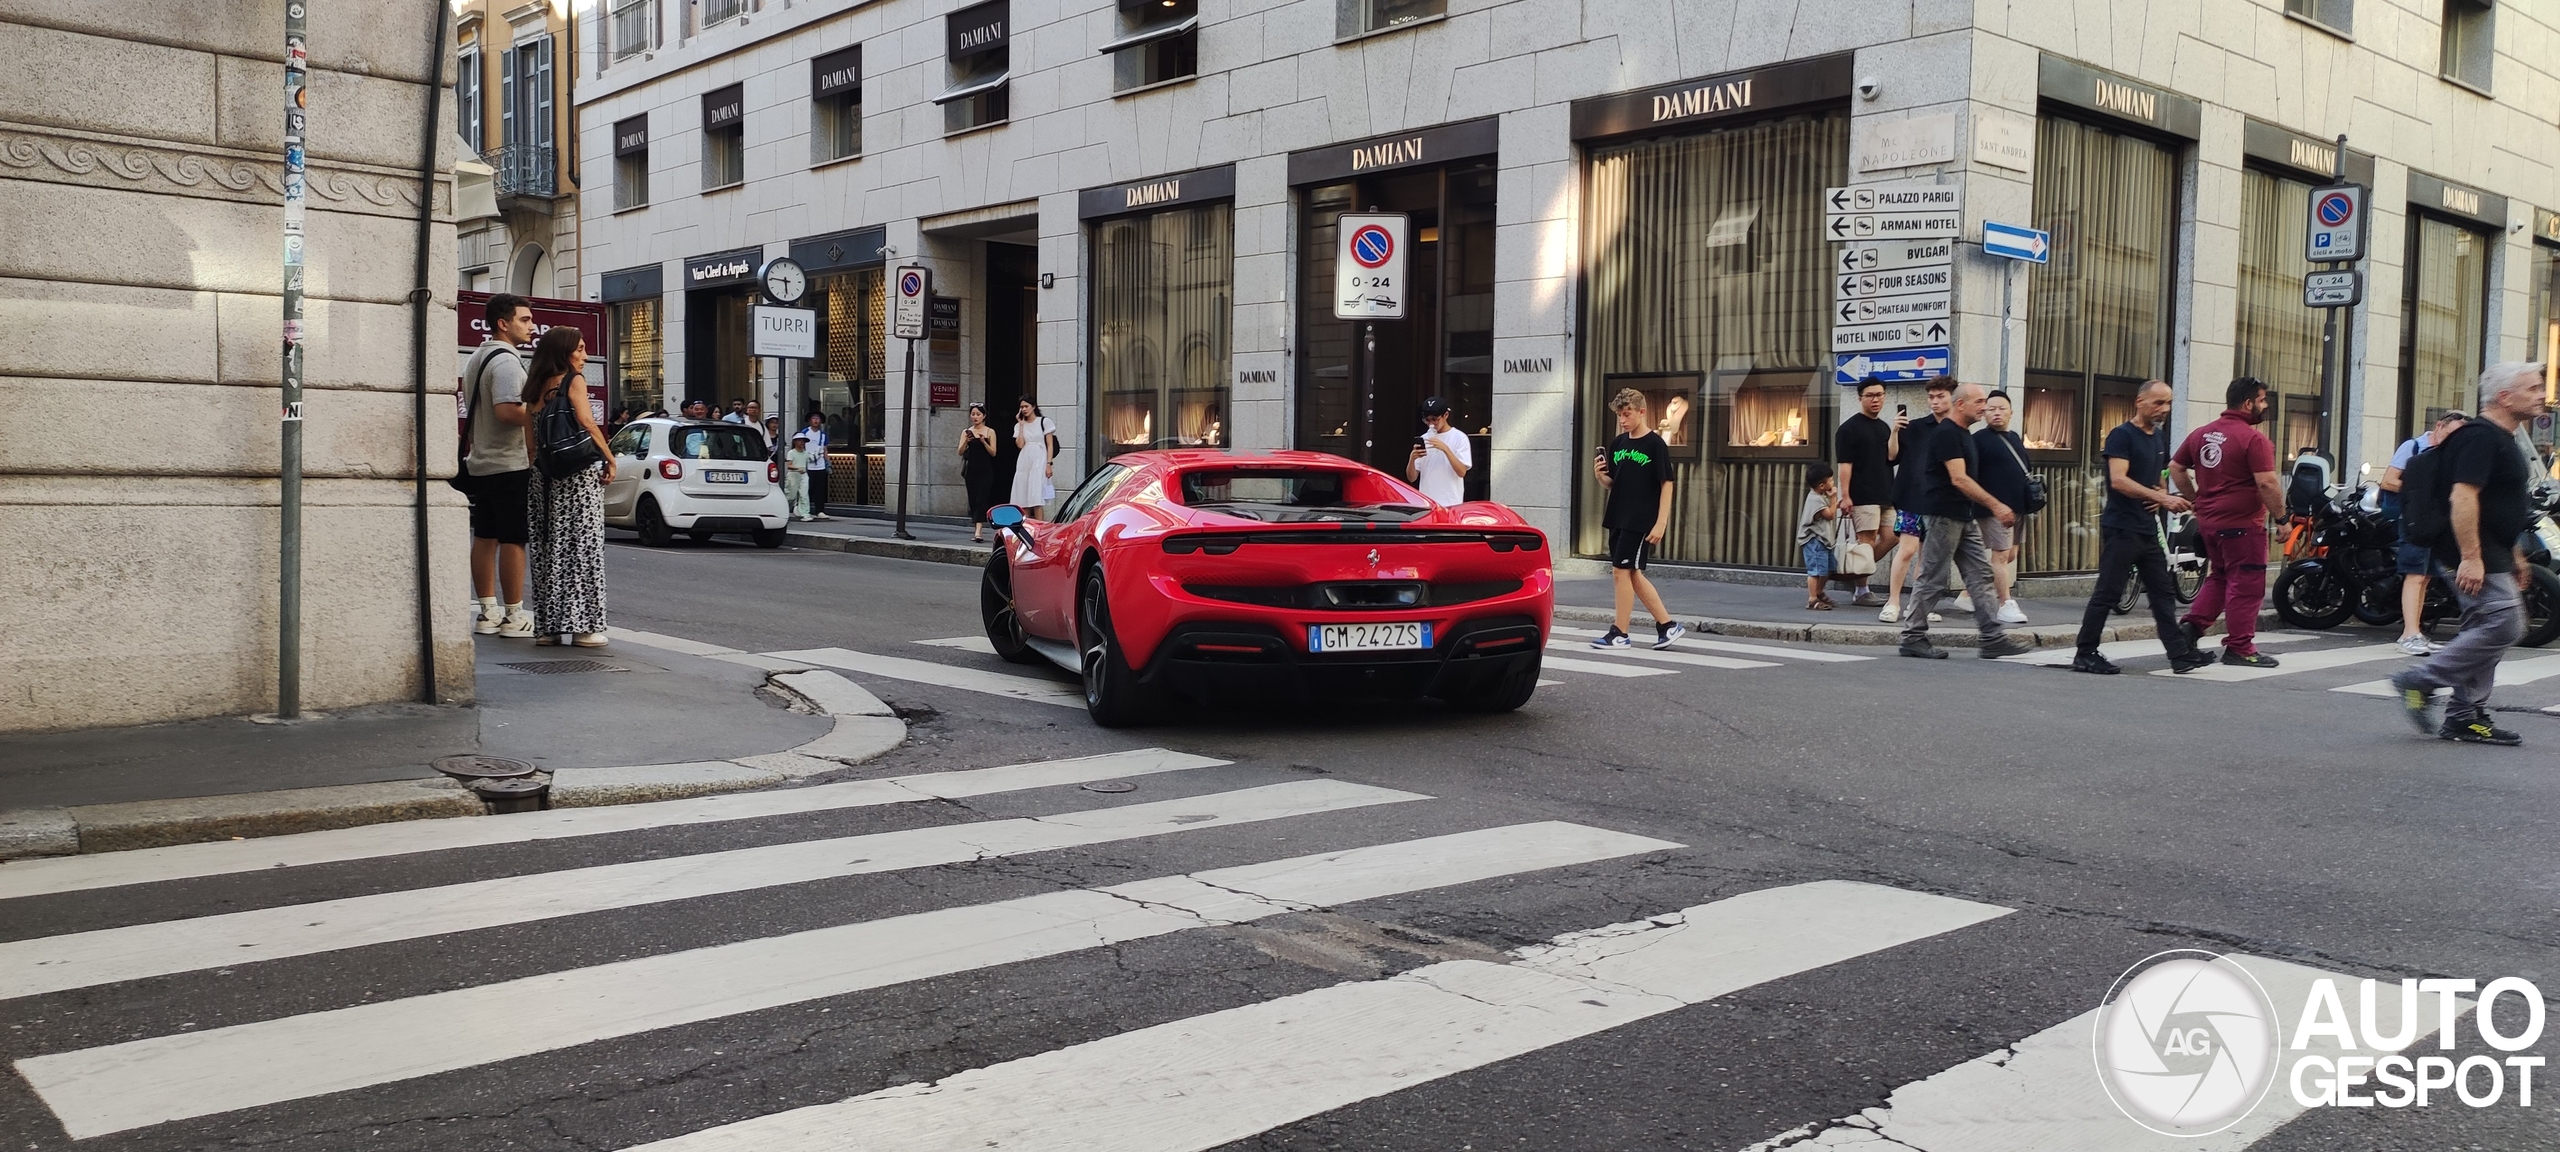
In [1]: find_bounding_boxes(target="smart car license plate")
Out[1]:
[706,470,749,484]
[1308,622,1430,652]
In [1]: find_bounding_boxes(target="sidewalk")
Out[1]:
[0,634,906,860]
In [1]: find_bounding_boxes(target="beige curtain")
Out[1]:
[2027,117,2176,381]
[2233,169,2324,400]
[1093,203,1232,457]
[2406,216,2489,428]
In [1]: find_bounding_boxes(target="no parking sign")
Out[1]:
[2304,184,2366,264]
[1334,213,1409,320]
[891,265,930,340]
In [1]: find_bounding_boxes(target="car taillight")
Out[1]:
[657,459,683,480]
[767,461,781,483]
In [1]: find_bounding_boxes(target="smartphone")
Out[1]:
[1896,404,1908,417]
[1414,437,1428,449]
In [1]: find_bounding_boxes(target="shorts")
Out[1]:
[1607,528,1651,571]
[1979,516,2015,552]
[1851,504,1882,532]
[462,468,531,545]
[2395,540,2433,577]
[1893,509,1927,537]
[1801,538,1834,578]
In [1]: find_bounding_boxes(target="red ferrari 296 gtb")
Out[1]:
[979,450,1555,726]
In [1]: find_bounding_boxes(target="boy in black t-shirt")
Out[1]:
[1591,388,1687,650]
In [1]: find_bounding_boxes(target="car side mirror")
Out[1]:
[990,505,1024,527]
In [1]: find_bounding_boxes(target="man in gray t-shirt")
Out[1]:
[464,295,537,636]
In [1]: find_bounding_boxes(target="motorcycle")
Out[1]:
[2274,478,2560,647]
[2108,510,2204,615]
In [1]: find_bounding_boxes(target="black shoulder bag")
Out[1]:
[1997,433,2049,515]
[447,345,498,493]
[533,375,605,480]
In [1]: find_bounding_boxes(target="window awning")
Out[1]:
[1096,15,1197,54]
[933,70,1010,104]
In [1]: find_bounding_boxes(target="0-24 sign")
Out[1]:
[1334,213,1408,321]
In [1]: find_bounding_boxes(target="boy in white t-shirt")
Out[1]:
[783,434,813,521]
[1405,396,1472,505]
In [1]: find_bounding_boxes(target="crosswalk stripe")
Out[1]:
[1544,639,1774,670]
[615,880,2008,1152]
[770,646,1083,706]
[917,636,998,653]
[0,749,1222,902]
[17,822,1682,1140]
[1537,654,1681,678]
[1742,956,2449,1152]
[1994,631,2322,667]
[2151,642,2406,681]
[2331,651,2560,696]
[0,780,1419,1001]
[1550,624,1874,662]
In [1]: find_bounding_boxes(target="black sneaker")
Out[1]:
[1977,636,2035,659]
[2070,651,2121,675]
[1588,627,1631,649]
[2178,619,2205,646]
[1898,639,1948,660]
[2389,673,2441,736]
[1653,621,1687,650]
[2441,714,2524,746]
[2220,649,2280,668]
[2169,652,2216,674]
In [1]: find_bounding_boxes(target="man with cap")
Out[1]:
[1407,396,1473,506]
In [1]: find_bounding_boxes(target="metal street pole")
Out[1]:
[1997,261,2015,394]
[892,334,918,540]
[2317,134,2348,462]
[279,2,310,718]
[1360,323,1376,465]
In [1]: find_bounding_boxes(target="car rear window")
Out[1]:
[1176,468,1421,521]
[666,425,766,461]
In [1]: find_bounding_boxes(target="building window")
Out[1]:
[2234,167,2329,457]
[940,0,1009,134]
[811,46,861,163]
[700,0,744,30]
[2399,215,2492,439]
[1577,110,1847,568]
[495,34,556,197]
[2284,0,2353,35]
[1092,202,1233,459]
[2441,0,2494,91]
[812,267,889,504]
[1106,0,1198,91]
[701,83,744,190]
[611,298,666,414]
[609,0,650,61]
[613,114,649,210]
[456,47,482,148]
[2531,242,2558,460]
[1337,0,1441,37]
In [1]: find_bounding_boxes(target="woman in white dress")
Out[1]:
[1009,398,1058,517]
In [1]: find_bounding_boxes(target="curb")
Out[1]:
[787,530,985,568]
[0,667,908,861]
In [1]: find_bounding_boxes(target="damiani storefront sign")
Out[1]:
[1569,54,1852,142]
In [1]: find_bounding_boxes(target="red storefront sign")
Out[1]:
[459,291,613,422]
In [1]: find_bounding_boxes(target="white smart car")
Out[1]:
[602,417,791,547]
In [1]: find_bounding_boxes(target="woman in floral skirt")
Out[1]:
[522,326,614,646]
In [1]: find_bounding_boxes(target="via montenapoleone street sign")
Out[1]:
[1982,221,2051,263]
[1334,213,1409,320]
[2305,184,2367,264]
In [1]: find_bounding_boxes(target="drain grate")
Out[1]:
[498,659,625,675]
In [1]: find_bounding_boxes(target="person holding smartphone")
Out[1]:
[1405,396,1472,505]
[1590,388,1685,650]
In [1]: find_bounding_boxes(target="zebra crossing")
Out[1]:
[2,744,2478,1149]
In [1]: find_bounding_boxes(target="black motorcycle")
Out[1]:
[2274,480,2560,647]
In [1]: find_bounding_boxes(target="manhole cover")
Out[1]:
[499,659,624,675]
[466,777,547,797]
[1081,781,1136,794]
[434,755,538,780]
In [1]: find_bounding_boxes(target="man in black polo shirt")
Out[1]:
[1880,378,1953,623]
[1832,380,1899,607]
[1898,383,2033,660]
[2389,362,2550,745]
[2072,380,2210,675]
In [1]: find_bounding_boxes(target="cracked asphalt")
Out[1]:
[4,540,2557,1150]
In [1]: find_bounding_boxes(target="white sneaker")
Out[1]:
[497,611,536,639]
[1996,599,2029,625]
[812,513,833,520]
[2396,634,2436,656]
[473,606,503,636]
[1953,595,1976,613]
[572,632,610,648]
[1878,605,1899,623]
[1929,612,1943,622]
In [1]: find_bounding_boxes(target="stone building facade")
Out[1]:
[573,0,2560,574]
[456,0,581,298]
[0,1,466,731]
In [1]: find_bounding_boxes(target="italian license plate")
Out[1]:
[1308,622,1430,652]
[706,470,749,484]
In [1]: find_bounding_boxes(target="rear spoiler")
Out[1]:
[1162,529,1546,555]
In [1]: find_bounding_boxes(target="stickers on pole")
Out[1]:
[1334,213,1408,320]
[891,265,930,340]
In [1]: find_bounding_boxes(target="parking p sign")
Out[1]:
[892,265,930,340]
[2304,184,2366,264]
[1334,213,1408,320]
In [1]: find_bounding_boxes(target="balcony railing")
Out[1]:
[483,143,557,200]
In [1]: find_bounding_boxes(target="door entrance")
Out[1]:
[985,242,1039,484]
[1294,162,1495,498]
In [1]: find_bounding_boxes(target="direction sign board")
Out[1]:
[2305,184,2367,264]
[1834,346,1951,385]
[1982,221,2050,264]
[750,306,817,358]
[1833,318,1952,354]
[1824,180,1962,215]
[2303,269,2361,308]
[1835,239,1953,276]
[1826,212,1962,242]
[1836,264,1952,300]
[1834,294,1952,328]
[1334,212,1409,320]
[891,265,930,340]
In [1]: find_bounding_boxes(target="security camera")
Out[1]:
[1856,76,1880,101]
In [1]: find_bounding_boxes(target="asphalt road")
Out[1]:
[4,535,2556,1151]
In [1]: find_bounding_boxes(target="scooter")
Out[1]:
[2275,476,2560,647]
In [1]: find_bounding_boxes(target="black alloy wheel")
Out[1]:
[2521,564,2560,648]
[751,526,787,549]
[2272,563,2354,629]
[1441,649,1541,713]
[1077,565,1158,728]
[635,498,674,547]
[980,551,1041,665]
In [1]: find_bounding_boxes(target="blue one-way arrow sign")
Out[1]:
[1982,221,2049,264]
[1834,346,1951,385]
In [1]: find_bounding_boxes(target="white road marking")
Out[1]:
[916,636,999,654]
[615,880,2006,1152]
[18,823,1682,1140]
[605,626,746,656]
[770,646,1083,706]
[1537,654,1680,678]
[2152,642,2407,681]
[0,749,1222,901]
[1993,631,2321,667]
[1544,640,1775,671]
[1549,624,1873,662]
[1536,679,1564,687]
[1740,958,2451,1152]
[2331,651,2560,696]
[0,781,1418,1001]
